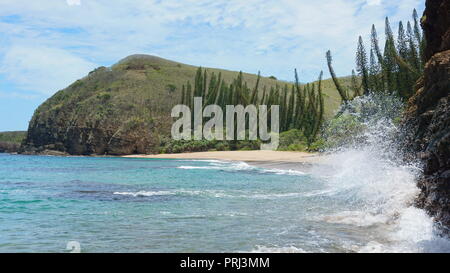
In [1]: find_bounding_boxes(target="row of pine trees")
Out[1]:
[327,9,424,102]
[180,67,325,144]
[177,9,424,146]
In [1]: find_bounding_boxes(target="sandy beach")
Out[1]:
[122,150,319,162]
[122,150,326,171]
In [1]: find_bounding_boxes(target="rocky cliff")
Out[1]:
[403,0,450,230]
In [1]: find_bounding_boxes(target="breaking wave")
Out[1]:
[310,93,450,253]
[250,245,307,253]
[113,190,175,197]
[177,161,254,171]
[113,189,305,200]
[178,161,306,176]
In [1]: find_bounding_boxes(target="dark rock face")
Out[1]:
[403,0,450,230]
[422,0,450,60]
[23,123,156,155]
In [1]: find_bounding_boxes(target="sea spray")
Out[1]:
[312,93,450,252]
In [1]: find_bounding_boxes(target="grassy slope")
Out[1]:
[108,55,349,118]
[36,54,349,122]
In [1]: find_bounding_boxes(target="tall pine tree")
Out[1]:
[356,36,370,95]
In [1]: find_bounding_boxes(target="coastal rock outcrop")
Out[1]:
[0,142,20,153]
[403,0,450,230]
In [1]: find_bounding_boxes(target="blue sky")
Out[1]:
[0,0,424,131]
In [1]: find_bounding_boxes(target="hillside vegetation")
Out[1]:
[0,131,26,153]
[22,54,350,155]
[0,131,26,143]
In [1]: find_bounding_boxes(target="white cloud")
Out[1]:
[367,0,382,6]
[0,46,97,95]
[66,0,81,6]
[0,0,425,96]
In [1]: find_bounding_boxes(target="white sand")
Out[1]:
[122,150,323,163]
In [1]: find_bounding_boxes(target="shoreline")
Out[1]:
[122,150,326,172]
[5,150,328,172]
[122,150,320,162]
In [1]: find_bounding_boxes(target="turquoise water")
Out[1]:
[0,153,449,253]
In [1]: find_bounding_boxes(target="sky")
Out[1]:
[0,0,425,131]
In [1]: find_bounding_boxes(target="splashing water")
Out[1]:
[311,93,450,252]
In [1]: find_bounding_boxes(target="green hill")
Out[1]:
[0,131,26,153]
[22,54,350,155]
[0,131,26,144]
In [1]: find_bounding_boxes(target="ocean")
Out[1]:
[1,152,449,253]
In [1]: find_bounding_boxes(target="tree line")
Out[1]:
[327,9,424,102]
[180,67,325,145]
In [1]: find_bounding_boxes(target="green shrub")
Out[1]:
[285,143,307,151]
[307,138,326,152]
[235,140,260,150]
[159,138,260,153]
[214,142,230,151]
[322,114,366,149]
[320,93,403,150]
[96,92,111,101]
[278,129,308,151]
[166,84,177,93]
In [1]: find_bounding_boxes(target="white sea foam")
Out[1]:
[303,189,338,197]
[113,190,175,197]
[178,161,307,176]
[179,159,225,163]
[249,245,308,253]
[113,189,304,200]
[113,189,215,197]
[178,161,255,171]
[247,192,303,199]
[177,166,210,169]
[317,210,391,227]
[261,168,306,176]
